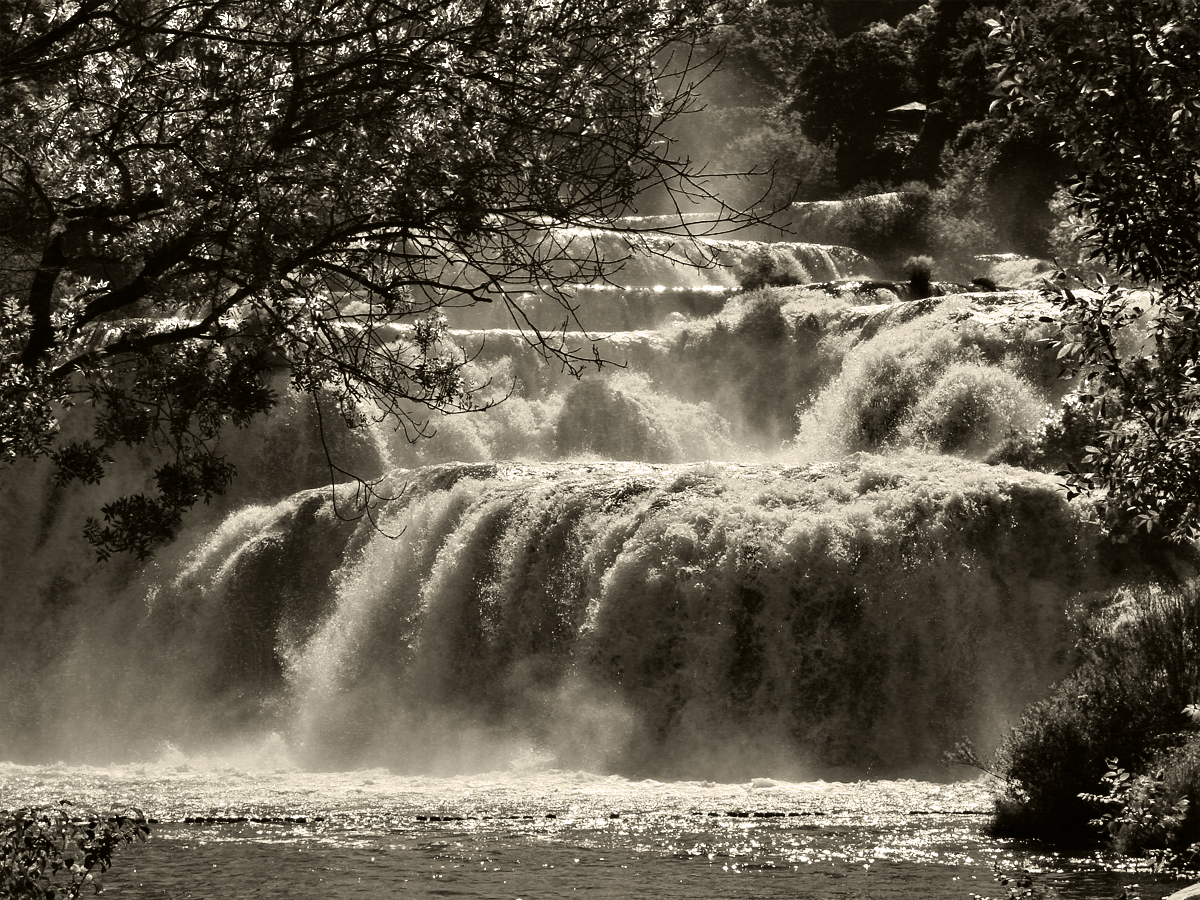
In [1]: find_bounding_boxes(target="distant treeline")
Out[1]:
[678,0,1069,271]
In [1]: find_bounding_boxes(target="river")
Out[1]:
[0,759,1187,899]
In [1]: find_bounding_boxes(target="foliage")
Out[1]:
[709,0,832,103]
[731,292,790,344]
[0,804,149,899]
[732,246,810,292]
[793,21,919,189]
[990,0,1200,543]
[552,373,734,462]
[826,185,934,273]
[701,109,836,210]
[1044,187,1120,282]
[1080,757,1196,860]
[671,288,846,443]
[674,1,836,209]
[985,392,1099,472]
[0,0,752,558]
[700,0,835,108]
[1051,279,1200,543]
[911,1,1001,127]
[904,255,935,298]
[986,584,1200,844]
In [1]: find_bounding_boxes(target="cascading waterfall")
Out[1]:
[0,225,1148,781]
[11,453,1123,780]
[442,228,873,331]
[281,457,1111,779]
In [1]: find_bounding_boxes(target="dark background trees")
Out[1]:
[689,0,1064,269]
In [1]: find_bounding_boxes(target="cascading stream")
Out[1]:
[19,455,1122,781]
[0,226,1140,785]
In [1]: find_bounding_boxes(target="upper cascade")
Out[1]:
[441,219,874,331]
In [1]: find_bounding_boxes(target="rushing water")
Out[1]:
[3,457,1114,777]
[0,230,1175,897]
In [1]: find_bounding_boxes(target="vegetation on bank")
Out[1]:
[950,581,1200,861]
[1,805,149,899]
[947,0,1200,865]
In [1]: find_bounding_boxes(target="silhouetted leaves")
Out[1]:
[993,0,1200,543]
[0,0,755,557]
[0,804,149,899]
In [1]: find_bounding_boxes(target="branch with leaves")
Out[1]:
[0,803,150,899]
[0,0,764,557]
[989,0,1200,543]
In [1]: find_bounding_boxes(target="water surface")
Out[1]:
[1,761,1184,899]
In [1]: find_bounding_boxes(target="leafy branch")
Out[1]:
[0,803,150,899]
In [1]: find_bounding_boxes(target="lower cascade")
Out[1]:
[8,454,1122,780]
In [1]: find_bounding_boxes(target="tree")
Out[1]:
[990,0,1200,542]
[0,0,752,558]
[792,21,919,187]
[708,0,832,104]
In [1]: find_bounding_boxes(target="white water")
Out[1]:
[0,228,1160,898]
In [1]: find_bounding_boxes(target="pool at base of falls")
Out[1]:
[0,762,1188,900]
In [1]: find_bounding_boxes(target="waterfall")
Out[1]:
[442,224,873,331]
[0,222,1143,780]
[7,455,1123,780]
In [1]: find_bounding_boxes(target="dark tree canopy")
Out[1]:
[0,0,749,557]
[793,21,919,187]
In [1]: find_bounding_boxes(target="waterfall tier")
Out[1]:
[10,455,1124,780]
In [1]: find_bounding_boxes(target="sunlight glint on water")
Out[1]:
[2,759,1178,900]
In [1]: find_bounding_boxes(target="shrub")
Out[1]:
[667,288,852,445]
[797,295,1070,457]
[732,293,791,345]
[1082,751,1200,860]
[1,805,149,899]
[986,393,1100,472]
[904,255,935,299]
[830,184,934,271]
[989,584,1200,844]
[732,246,810,292]
[1118,734,1200,861]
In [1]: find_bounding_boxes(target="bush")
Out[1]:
[732,246,811,292]
[1119,733,1200,861]
[830,184,935,272]
[1,805,149,899]
[798,291,1076,459]
[904,255,935,299]
[988,584,1200,844]
[732,293,791,345]
[1082,749,1200,860]
[986,393,1100,472]
[666,288,852,445]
